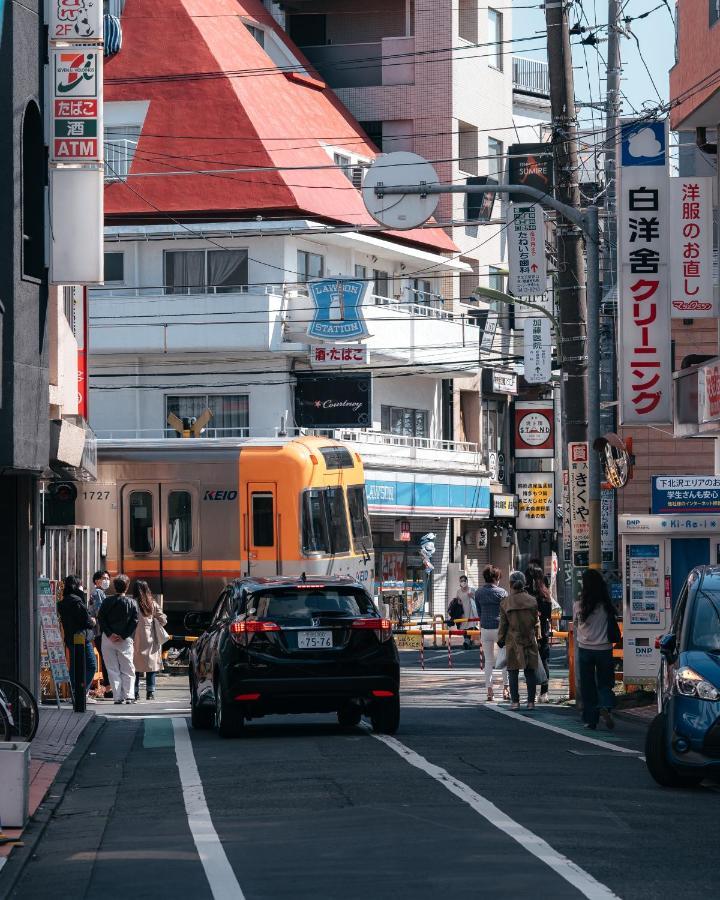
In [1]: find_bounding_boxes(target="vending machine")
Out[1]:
[619,515,720,685]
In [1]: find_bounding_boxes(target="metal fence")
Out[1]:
[512,56,550,96]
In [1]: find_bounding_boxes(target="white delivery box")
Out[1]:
[0,742,30,828]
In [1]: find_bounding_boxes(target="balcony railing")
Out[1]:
[307,428,481,456]
[89,284,251,298]
[512,56,549,97]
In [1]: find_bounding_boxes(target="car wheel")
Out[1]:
[190,672,213,731]
[645,713,703,788]
[370,695,400,735]
[215,677,244,739]
[337,704,362,729]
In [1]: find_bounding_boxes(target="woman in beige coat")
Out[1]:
[497,571,540,710]
[132,580,167,701]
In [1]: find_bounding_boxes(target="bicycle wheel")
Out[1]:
[0,679,40,742]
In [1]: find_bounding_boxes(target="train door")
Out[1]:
[120,484,162,597]
[161,484,201,609]
[246,482,279,576]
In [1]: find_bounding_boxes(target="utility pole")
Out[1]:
[545,0,601,574]
[600,0,622,572]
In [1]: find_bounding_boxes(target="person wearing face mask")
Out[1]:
[57,574,97,704]
[90,570,112,698]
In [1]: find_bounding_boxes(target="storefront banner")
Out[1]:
[508,143,554,202]
[514,400,554,457]
[309,344,368,368]
[601,488,615,562]
[651,475,720,514]
[507,203,547,297]
[669,177,715,317]
[523,317,552,384]
[48,0,103,42]
[294,373,371,428]
[617,120,672,425]
[492,494,517,518]
[626,544,662,625]
[366,471,490,517]
[619,514,720,533]
[568,442,590,566]
[516,473,554,530]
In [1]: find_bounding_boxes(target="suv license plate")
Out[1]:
[297,630,332,649]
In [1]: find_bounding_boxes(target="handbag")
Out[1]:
[495,646,507,669]
[607,608,622,646]
[152,615,170,648]
[534,656,549,685]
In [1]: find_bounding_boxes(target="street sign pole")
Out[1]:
[366,178,602,572]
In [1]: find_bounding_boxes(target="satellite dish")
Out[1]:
[362,152,440,230]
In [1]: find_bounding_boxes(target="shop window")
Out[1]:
[381,405,429,438]
[168,491,192,553]
[129,491,154,552]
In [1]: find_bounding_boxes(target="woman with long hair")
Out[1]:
[574,569,617,730]
[131,580,167,701]
[527,565,552,703]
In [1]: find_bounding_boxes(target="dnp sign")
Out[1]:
[307,279,371,342]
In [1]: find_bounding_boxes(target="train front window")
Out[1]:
[168,491,192,553]
[347,485,372,551]
[326,487,350,554]
[129,491,154,552]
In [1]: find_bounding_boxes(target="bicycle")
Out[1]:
[0,678,40,742]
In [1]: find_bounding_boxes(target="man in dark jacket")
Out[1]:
[98,574,139,704]
[57,574,97,703]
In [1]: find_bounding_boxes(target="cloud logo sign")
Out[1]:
[621,120,666,167]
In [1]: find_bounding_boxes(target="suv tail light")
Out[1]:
[352,617,393,642]
[229,620,281,644]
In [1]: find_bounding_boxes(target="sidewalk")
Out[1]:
[0,706,95,869]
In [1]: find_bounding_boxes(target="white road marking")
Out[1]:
[373,732,621,900]
[484,704,640,755]
[172,717,246,900]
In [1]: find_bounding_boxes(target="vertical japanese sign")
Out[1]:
[617,120,671,425]
[516,473,554,529]
[568,442,590,567]
[601,488,615,563]
[507,203,547,296]
[669,177,715,317]
[562,471,572,563]
[51,49,103,162]
[523,316,551,384]
[72,286,88,418]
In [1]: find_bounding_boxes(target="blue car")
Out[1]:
[646,565,720,787]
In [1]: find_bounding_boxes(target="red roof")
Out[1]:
[104,0,456,254]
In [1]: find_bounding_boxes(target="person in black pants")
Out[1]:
[57,575,97,704]
[526,564,552,702]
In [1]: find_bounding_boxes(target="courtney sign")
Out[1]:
[617,119,671,425]
[307,279,370,342]
[48,0,102,41]
[669,177,715,317]
[507,203,546,296]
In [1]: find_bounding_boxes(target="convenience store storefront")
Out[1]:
[365,470,490,617]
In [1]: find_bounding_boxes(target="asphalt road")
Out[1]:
[8,660,720,900]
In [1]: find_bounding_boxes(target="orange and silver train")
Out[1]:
[68,436,375,629]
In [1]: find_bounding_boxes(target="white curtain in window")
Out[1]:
[207,250,248,292]
[165,251,204,294]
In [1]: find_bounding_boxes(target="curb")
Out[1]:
[0,715,106,900]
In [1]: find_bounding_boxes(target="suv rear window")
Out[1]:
[251,588,375,621]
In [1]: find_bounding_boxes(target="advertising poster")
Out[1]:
[601,488,615,563]
[381,552,406,589]
[626,544,661,625]
[516,472,554,530]
[651,475,720,514]
[294,373,371,428]
[38,578,71,687]
[669,177,715,317]
[507,203,547,297]
[514,400,554,457]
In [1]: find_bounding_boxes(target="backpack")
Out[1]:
[448,598,464,620]
[607,605,622,646]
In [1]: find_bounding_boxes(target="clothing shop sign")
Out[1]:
[669,177,715,317]
[294,373,371,428]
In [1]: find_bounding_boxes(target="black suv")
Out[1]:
[187,576,400,738]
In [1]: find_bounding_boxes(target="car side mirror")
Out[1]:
[656,633,677,659]
[184,611,212,632]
